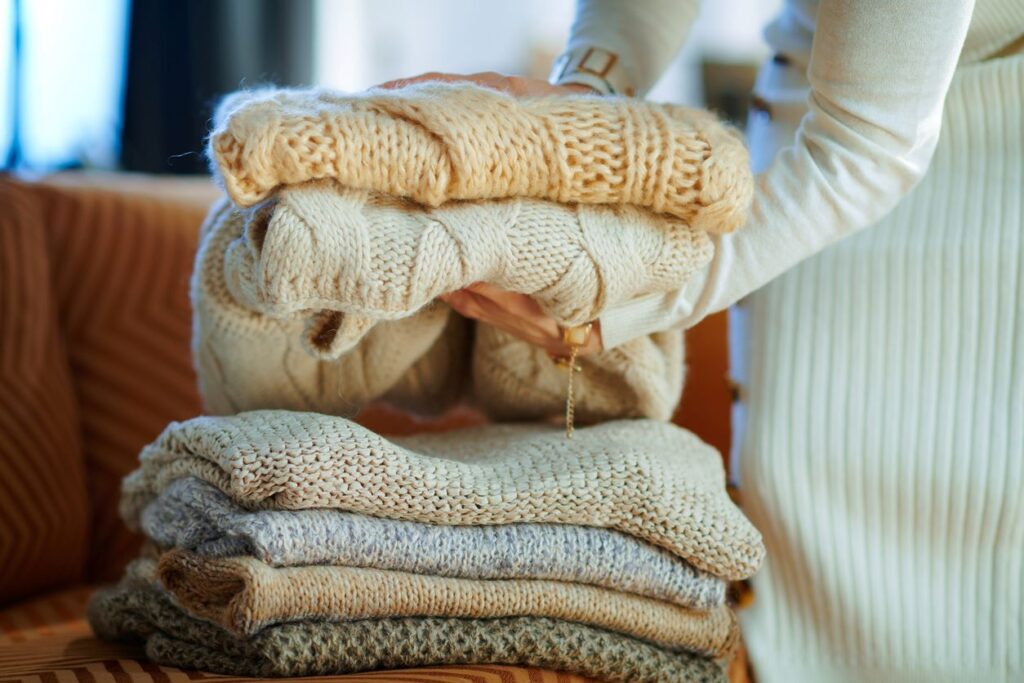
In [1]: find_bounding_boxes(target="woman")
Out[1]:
[386,1,1023,680]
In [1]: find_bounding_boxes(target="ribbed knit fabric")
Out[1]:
[120,412,765,580]
[87,563,728,682]
[737,55,1024,682]
[157,551,737,655]
[142,477,725,608]
[209,83,752,234]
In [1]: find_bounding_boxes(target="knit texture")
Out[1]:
[209,83,752,234]
[472,323,685,422]
[196,195,687,420]
[142,477,725,608]
[120,412,765,580]
[87,564,727,682]
[157,550,737,656]
[192,197,471,417]
[223,181,712,348]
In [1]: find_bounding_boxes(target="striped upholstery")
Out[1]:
[0,180,90,604]
[0,587,594,682]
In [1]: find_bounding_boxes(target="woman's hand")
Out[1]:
[440,283,603,358]
[378,72,601,357]
[378,71,595,97]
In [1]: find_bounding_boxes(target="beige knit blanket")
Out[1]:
[120,412,765,580]
[195,196,687,421]
[209,83,752,234]
[158,550,737,657]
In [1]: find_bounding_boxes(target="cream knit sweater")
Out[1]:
[157,550,738,656]
[197,192,691,421]
[120,411,765,580]
[209,83,752,234]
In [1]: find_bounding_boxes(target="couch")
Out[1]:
[0,172,742,682]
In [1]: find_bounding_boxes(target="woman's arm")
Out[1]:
[597,0,977,348]
[550,0,698,96]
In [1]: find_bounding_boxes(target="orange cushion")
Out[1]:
[0,587,596,682]
[38,182,213,584]
[0,180,90,605]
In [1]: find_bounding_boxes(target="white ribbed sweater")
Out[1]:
[553,2,1023,681]
[736,54,1023,683]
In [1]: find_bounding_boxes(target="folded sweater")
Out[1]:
[208,83,752,234]
[195,197,686,420]
[142,477,725,608]
[120,412,764,580]
[192,197,472,417]
[157,550,736,656]
[88,564,727,682]
[223,181,711,348]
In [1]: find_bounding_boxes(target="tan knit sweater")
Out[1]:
[158,550,738,656]
[120,412,764,580]
[209,83,752,234]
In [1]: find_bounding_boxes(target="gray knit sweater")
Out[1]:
[141,477,725,609]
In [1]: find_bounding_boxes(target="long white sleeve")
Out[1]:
[589,0,977,348]
[555,0,697,96]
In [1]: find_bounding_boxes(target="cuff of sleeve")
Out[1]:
[598,267,710,349]
[598,292,680,350]
[549,46,637,97]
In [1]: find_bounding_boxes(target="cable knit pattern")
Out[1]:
[223,181,712,346]
[209,83,752,234]
[157,551,737,656]
[120,412,765,580]
[87,564,727,682]
[142,477,725,608]
[472,323,685,422]
[192,198,471,417]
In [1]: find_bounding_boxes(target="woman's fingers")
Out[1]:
[441,285,602,356]
[376,72,593,98]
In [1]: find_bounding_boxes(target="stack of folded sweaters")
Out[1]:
[89,83,764,682]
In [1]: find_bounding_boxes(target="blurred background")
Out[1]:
[0,0,779,175]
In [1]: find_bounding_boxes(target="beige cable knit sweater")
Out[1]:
[208,83,752,234]
[224,181,711,349]
[157,550,737,656]
[120,412,764,580]
[196,194,690,420]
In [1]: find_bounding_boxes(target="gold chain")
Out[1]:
[556,323,592,439]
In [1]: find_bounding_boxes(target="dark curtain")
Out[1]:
[120,0,314,174]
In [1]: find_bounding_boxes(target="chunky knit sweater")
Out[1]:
[192,198,472,417]
[157,550,737,656]
[223,181,711,346]
[142,477,725,608]
[208,83,752,234]
[88,564,727,682]
[196,196,689,421]
[120,412,765,580]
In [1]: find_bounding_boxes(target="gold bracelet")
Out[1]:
[553,323,593,439]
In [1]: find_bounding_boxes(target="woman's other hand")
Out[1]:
[378,71,595,97]
[440,283,603,358]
